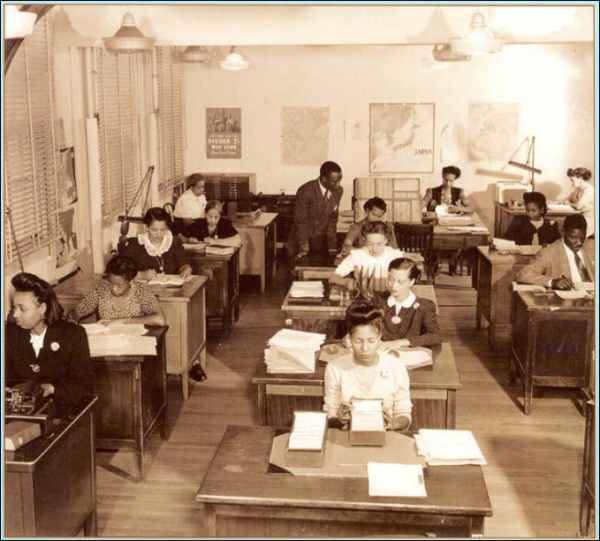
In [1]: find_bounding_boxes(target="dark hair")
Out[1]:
[363,197,387,213]
[320,161,342,179]
[346,302,383,335]
[523,191,548,216]
[205,200,224,215]
[442,165,461,180]
[187,173,205,188]
[361,220,388,238]
[567,167,592,181]
[563,214,588,233]
[11,272,64,324]
[388,257,421,281]
[143,207,172,227]
[105,255,138,282]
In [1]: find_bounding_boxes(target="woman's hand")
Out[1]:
[204,237,216,245]
[180,265,193,279]
[379,339,411,352]
[40,383,55,398]
[341,333,352,349]
[188,237,199,244]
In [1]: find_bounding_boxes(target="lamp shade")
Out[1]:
[219,46,248,71]
[103,13,155,54]
[5,5,37,39]
[450,12,503,56]
[182,45,211,63]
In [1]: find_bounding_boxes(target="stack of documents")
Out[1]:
[368,463,427,498]
[414,429,487,466]
[352,400,385,432]
[290,281,324,298]
[82,324,157,357]
[264,329,326,373]
[147,274,184,287]
[388,347,433,370]
[548,203,574,212]
[491,238,516,251]
[183,242,207,251]
[288,412,327,451]
[438,217,475,227]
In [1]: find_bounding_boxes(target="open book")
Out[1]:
[147,274,184,287]
[388,347,433,370]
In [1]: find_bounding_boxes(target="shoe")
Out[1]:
[189,363,207,382]
[448,260,457,276]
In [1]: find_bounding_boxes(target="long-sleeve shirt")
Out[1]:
[323,351,412,422]
[341,219,398,255]
[567,183,595,237]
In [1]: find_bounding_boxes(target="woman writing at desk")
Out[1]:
[5,273,93,417]
[119,207,192,280]
[324,302,412,431]
[503,191,560,246]
[190,200,242,247]
[70,256,166,326]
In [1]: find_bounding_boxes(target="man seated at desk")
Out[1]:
[517,214,595,290]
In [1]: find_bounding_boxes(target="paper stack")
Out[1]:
[548,203,573,212]
[388,347,433,370]
[148,274,184,287]
[83,324,157,357]
[368,463,427,498]
[414,429,487,466]
[438,217,475,227]
[286,411,328,467]
[491,237,516,251]
[555,290,588,300]
[290,281,324,298]
[350,399,386,446]
[264,329,326,373]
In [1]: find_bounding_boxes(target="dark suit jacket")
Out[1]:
[504,216,561,246]
[427,186,463,211]
[119,235,188,274]
[287,179,343,255]
[517,238,595,286]
[5,320,94,416]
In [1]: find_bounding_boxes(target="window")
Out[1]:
[156,47,185,193]
[94,48,144,218]
[4,15,60,263]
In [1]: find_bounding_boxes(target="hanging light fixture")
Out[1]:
[5,5,37,39]
[103,12,155,54]
[450,12,503,56]
[220,46,248,71]
[182,45,211,64]
[432,44,471,63]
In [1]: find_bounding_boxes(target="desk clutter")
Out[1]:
[82,323,157,356]
[264,329,326,373]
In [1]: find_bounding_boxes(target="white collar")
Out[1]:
[30,327,48,357]
[387,291,417,311]
[318,179,328,197]
[138,230,173,257]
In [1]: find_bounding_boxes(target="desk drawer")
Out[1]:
[433,237,464,249]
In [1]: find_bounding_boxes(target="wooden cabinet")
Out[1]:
[354,177,422,223]
[5,398,98,537]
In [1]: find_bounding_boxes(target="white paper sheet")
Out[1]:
[367,463,427,498]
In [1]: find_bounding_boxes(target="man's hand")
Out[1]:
[551,277,574,290]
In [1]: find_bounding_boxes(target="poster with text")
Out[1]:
[206,108,241,159]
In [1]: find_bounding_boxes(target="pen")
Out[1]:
[561,274,573,290]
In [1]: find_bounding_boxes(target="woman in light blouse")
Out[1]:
[560,167,594,237]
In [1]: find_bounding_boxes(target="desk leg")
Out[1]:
[182,372,190,402]
[447,390,457,429]
[261,269,266,293]
[134,365,145,482]
[470,516,485,537]
[203,504,217,537]
[257,384,267,425]
[475,303,482,330]
[524,348,534,415]
[508,355,516,385]
[84,509,97,537]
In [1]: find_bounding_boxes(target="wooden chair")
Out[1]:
[394,223,437,284]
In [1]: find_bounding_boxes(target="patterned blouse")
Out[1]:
[74,279,160,321]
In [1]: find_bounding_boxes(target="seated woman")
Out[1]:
[5,273,93,417]
[70,256,166,326]
[376,258,441,350]
[330,221,404,299]
[190,200,242,247]
[503,191,560,246]
[324,302,412,431]
[421,165,471,212]
[560,167,594,237]
[340,197,398,256]
[119,207,192,280]
[173,173,207,243]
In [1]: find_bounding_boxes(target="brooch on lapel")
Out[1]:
[29,364,40,373]
[391,316,401,325]
[380,369,390,379]
[51,342,60,352]
[413,302,420,309]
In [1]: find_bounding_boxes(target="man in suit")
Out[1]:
[287,161,343,259]
[517,214,595,289]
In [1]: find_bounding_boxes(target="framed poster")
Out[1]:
[206,107,241,159]
[370,103,435,173]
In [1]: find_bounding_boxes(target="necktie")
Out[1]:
[324,189,330,200]
[574,251,591,282]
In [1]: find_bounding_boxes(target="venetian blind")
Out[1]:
[156,47,185,193]
[4,15,59,263]
[94,48,143,218]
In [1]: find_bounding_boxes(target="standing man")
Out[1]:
[287,161,343,260]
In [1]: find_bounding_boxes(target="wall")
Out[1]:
[183,43,595,230]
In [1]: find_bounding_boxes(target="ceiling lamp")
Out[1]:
[182,45,211,64]
[5,5,37,39]
[220,46,248,71]
[450,12,503,56]
[103,13,155,54]
[432,44,470,63]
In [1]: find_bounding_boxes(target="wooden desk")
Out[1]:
[186,247,240,339]
[509,291,595,415]
[494,202,577,238]
[92,327,168,482]
[580,387,595,537]
[234,212,277,292]
[55,273,207,401]
[253,342,461,430]
[476,246,535,350]
[282,284,438,339]
[5,398,98,537]
[196,425,492,538]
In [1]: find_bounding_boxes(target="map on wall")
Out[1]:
[281,106,329,166]
[370,103,435,173]
[468,103,519,162]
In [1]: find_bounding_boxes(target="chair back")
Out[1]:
[394,223,434,253]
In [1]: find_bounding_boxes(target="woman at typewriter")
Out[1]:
[5,273,93,418]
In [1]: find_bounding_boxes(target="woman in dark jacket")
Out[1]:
[504,191,560,246]
[5,272,93,417]
[189,200,242,247]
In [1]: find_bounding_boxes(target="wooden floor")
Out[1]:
[96,261,590,538]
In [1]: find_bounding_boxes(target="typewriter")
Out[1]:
[5,382,54,434]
